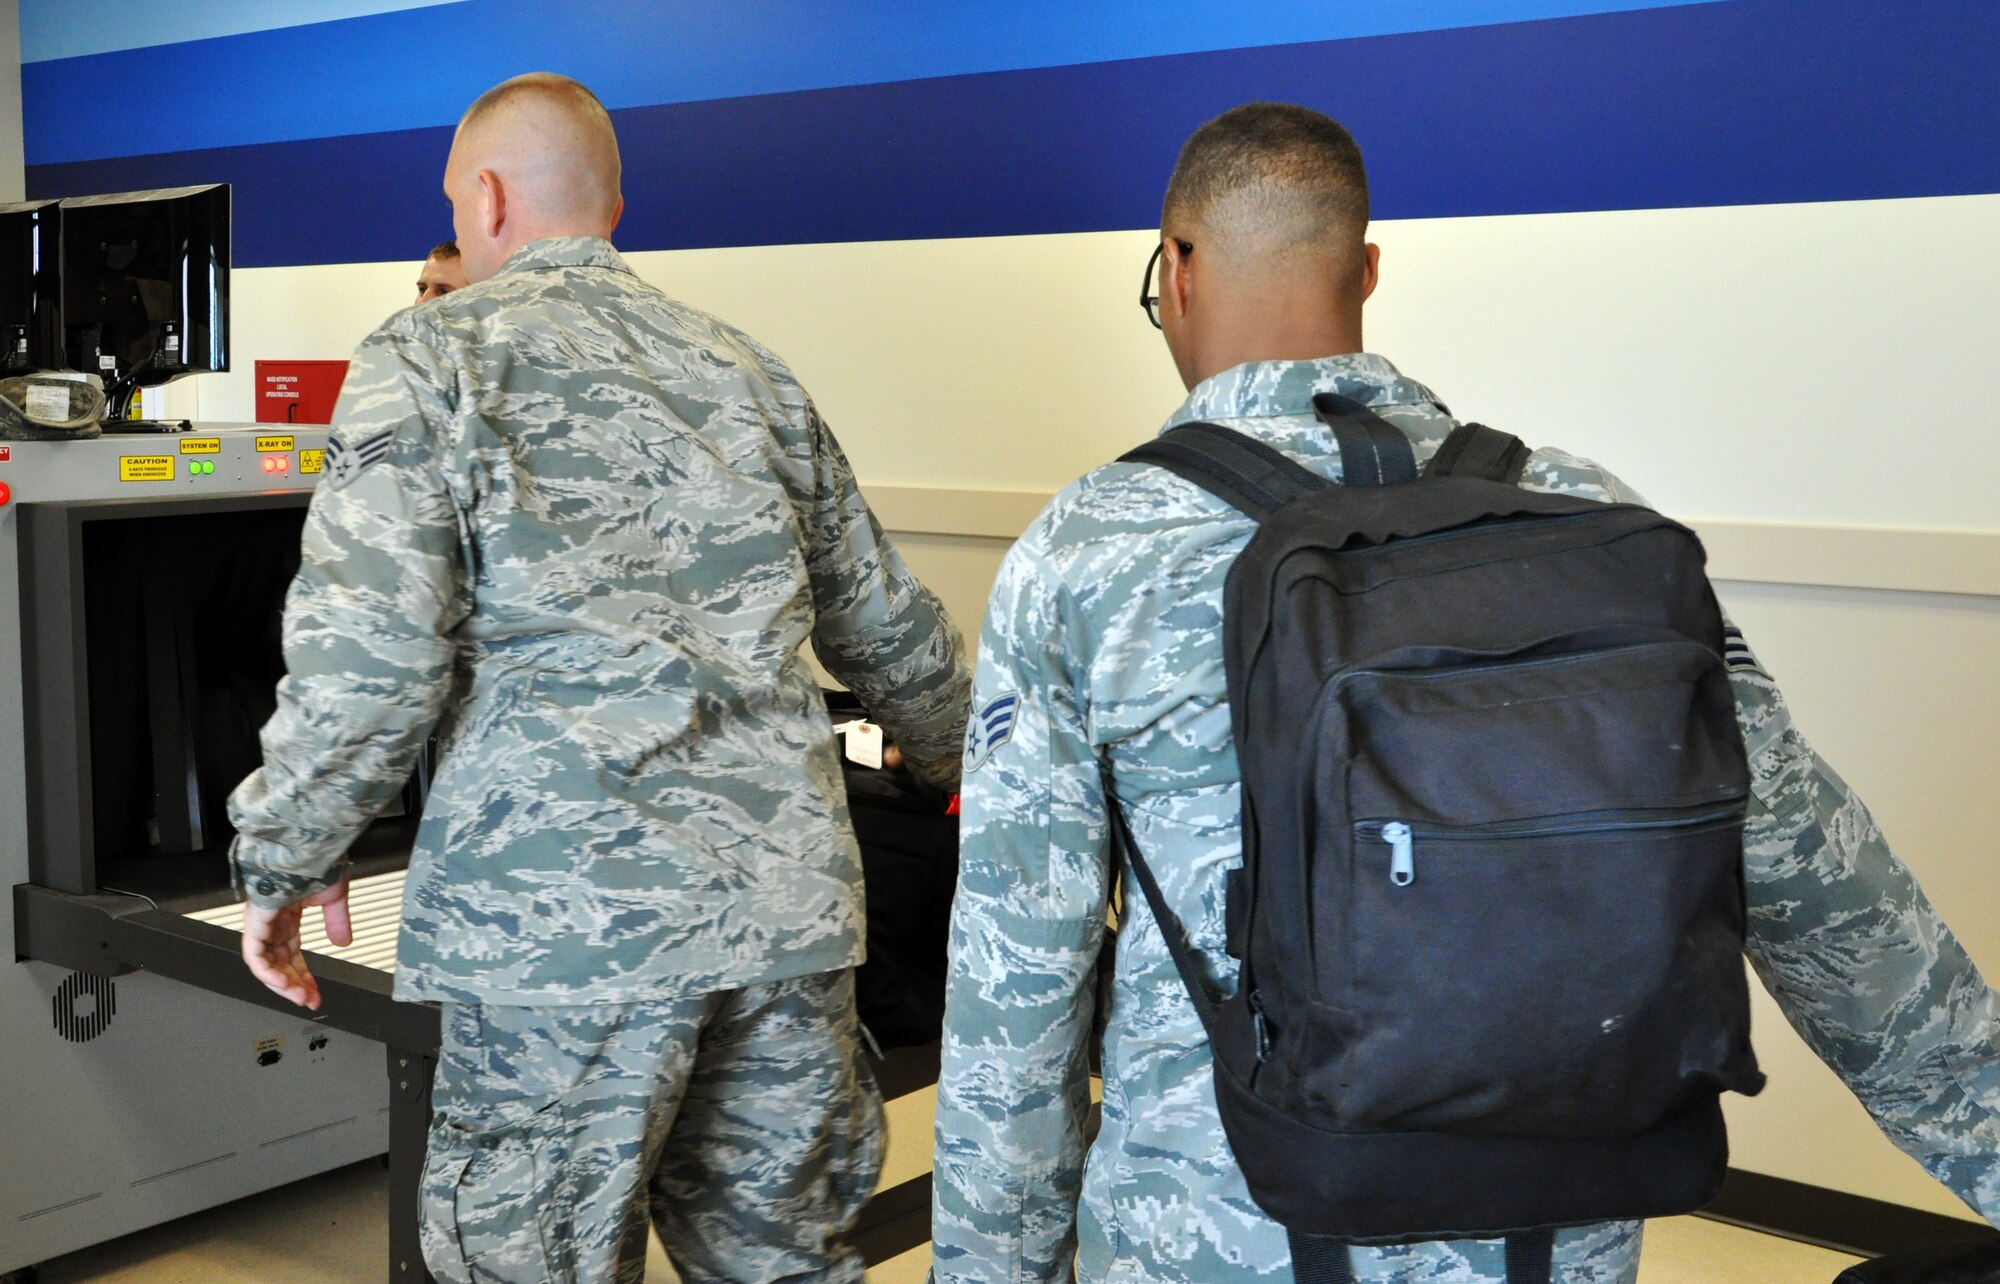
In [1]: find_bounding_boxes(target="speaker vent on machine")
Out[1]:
[53,971,117,1042]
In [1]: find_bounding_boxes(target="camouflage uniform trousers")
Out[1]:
[421,968,884,1284]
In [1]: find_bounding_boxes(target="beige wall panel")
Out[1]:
[627,233,1184,493]
[1368,194,2000,533]
[192,195,2000,540]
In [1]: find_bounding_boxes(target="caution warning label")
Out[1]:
[119,456,175,482]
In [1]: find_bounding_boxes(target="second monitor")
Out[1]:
[61,183,230,421]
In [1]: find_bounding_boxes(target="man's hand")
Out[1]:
[241,879,353,1011]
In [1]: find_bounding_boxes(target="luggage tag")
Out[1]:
[837,720,885,769]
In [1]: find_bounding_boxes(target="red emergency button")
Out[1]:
[0,481,11,505]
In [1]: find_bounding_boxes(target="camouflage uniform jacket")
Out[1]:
[932,354,2000,1282]
[229,236,970,1005]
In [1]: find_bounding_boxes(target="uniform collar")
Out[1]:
[494,235,632,278]
[1162,353,1444,433]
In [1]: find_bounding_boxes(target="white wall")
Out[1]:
[179,193,2000,1218]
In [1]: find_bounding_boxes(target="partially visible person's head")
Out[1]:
[443,73,623,283]
[1151,103,1380,389]
[415,240,468,305]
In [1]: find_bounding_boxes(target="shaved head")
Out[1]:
[445,73,624,280]
[1162,103,1370,285]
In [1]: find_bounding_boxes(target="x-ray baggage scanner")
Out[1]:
[3,428,935,1280]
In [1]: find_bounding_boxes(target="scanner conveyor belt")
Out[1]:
[184,867,407,975]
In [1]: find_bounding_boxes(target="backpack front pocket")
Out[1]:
[1294,632,1755,1136]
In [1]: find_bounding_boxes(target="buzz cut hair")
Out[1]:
[459,71,613,136]
[1162,103,1370,263]
[428,240,460,260]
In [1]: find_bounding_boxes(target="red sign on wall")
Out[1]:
[255,360,350,425]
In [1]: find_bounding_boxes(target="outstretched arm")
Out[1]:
[1732,623,2000,1220]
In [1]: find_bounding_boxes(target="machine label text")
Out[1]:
[119,456,175,482]
[255,435,296,453]
[179,438,222,455]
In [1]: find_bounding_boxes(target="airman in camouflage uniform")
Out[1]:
[230,74,968,1283]
[931,105,2000,1283]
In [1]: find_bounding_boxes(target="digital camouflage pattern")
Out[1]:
[932,354,2000,1282]
[228,235,970,1004]
[423,969,882,1283]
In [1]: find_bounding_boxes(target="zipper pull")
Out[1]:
[1383,821,1415,886]
[1249,991,1272,1062]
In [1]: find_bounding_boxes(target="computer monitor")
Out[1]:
[0,199,62,375]
[60,184,229,421]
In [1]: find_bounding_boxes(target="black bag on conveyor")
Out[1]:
[825,690,959,1051]
[1834,1240,2000,1283]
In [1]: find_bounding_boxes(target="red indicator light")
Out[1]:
[262,457,278,473]
[277,456,290,473]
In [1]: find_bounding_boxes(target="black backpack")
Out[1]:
[1111,394,1766,1284]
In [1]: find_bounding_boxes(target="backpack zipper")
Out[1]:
[1328,637,1683,695]
[1248,990,1273,1062]
[1305,505,1669,558]
[1355,806,1745,886]
[1382,821,1415,886]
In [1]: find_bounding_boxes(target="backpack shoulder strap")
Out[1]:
[1427,421,1532,485]
[1119,420,1330,522]
[1104,782,1224,1046]
[1311,391,1418,487]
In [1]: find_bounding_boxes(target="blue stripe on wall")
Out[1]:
[22,0,1729,165]
[26,0,2000,270]
[19,0,469,64]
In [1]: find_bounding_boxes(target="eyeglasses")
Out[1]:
[1140,240,1194,329]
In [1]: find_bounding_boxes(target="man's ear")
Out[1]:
[1360,241,1382,304]
[1164,237,1194,323]
[478,169,506,241]
[607,194,625,236]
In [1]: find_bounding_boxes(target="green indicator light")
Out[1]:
[206,461,217,474]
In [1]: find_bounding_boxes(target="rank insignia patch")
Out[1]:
[965,691,1020,772]
[324,428,394,490]
[1722,625,1761,673]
